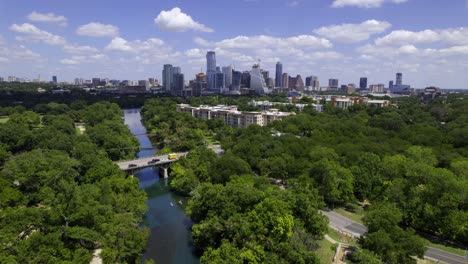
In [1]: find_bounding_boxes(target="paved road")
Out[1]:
[116,145,224,171]
[321,210,467,264]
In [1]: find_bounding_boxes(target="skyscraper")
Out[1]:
[396,73,402,86]
[250,64,269,95]
[206,51,216,91]
[192,73,206,97]
[359,77,367,89]
[215,72,225,91]
[173,73,184,96]
[295,75,304,91]
[329,79,339,90]
[275,62,283,88]
[52,76,57,84]
[222,65,233,88]
[241,71,250,88]
[231,70,242,91]
[162,64,173,92]
[92,78,100,87]
[282,73,289,89]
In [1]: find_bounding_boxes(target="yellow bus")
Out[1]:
[168,153,178,160]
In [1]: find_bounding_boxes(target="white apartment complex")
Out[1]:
[176,104,294,128]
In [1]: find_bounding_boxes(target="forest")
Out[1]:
[141,94,467,264]
[0,102,147,263]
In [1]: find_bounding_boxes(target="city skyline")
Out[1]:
[0,0,468,88]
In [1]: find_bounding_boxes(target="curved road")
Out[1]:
[321,210,467,264]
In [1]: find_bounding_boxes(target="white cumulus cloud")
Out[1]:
[10,23,66,46]
[76,22,119,37]
[314,20,391,43]
[154,7,213,32]
[105,37,165,53]
[375,29,439,46]
[27,11,67,26]
[214,35,332,50]
[332,0,407,8]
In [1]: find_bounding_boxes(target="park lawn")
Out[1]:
[204,135,220,145]
[0,117,9,124]
[316,237,336,264]
[334,207,365,225]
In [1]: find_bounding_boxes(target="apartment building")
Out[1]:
[176,104,294,128]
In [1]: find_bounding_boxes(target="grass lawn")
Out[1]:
[327,227,359,246]
[204,135,220,145]
[0,117,9,124]
[316,237,337,264]
[333,207,365,224]
[424,239,466,256]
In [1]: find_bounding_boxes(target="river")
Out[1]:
[123,109,199,264]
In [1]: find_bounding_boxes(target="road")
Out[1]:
[321,210,467,264]
[116,145,224,171]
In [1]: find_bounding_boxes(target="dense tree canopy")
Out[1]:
[0,102,147,263]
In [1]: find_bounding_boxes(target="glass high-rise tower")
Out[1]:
[206,51,216,90]
[162,64,173,92]
[396,73,403,86]
[275,62,283,88]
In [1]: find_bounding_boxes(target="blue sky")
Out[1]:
[0,0,467,88]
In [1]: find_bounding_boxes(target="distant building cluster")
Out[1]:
[176,104,295,128]
[0,53,421,98]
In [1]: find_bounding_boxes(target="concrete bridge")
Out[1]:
[115,145,224,177]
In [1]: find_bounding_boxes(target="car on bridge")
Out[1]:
[128,164,138,168]
[168,153,178,160]
[148,158,160,164]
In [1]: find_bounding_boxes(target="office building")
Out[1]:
[52,76,57,84]
[148,78,155,86]
[206,51,216,91]
[295,75,304,92]
[329,79,339,90]
[215,72,225,91]
[0,77,4,82]
[370,84,385,93]
[138,80,149,90]
[222,65,233,88]
[261,71,269,82]
[359,77,367,89]
[288,76,296,90]
[173,73,184,96]
[282,73,289,89]
[92,78,100,87]
[391,72,411,93]
[250,64,269,95]
[231,70,242,91]
[389,81,394,90]
[162,64,173,92]
[241,71,250,88]
[275,62,283,88]
[192,73,206,96]
[396,73,402,86]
